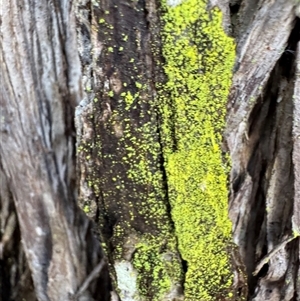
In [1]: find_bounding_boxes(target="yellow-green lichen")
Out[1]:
[83,205,90,213]
[159,0,235,300]
[120,91,137,110]
[109,94,183,299]
[108,90,114,97]
[133,235,183,300]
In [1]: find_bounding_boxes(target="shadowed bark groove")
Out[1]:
[0,159,37,301]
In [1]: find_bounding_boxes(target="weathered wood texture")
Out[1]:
[225,0,300,300]
[0,161,36,300]
[0,1,110,300]
[293,42,300,301]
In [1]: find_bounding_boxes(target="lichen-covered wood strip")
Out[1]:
[159,1,236,300]
[75,1,184,300]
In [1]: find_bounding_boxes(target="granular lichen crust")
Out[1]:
[159,0,236,300]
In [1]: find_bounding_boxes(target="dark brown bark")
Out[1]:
[75,1,184,300]
[0,1,110,300]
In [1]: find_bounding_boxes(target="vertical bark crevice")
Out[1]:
[0,159,37,301]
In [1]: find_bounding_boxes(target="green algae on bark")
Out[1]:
[159,0,236,300]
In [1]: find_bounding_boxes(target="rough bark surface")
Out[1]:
[225,1,300,300]
[0,1,110,300]
[2,0,300,300]
[0,161,36,300]
[75,1,184,300]
[76,0,235,300]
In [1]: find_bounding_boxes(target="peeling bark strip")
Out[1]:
[0,1,110,300]
[293,41,300,301]
[293,43,300,236]
[225,1,300,300]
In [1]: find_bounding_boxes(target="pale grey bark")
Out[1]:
[293,44,300,235]
[225,1,300,300]
[293,42,300,301]
[0,1,110,300]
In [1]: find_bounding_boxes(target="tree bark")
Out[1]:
[2,0,300,301]
[76,0,235,300]
[75,1,185,300]
[225,1,300,300]
[0,161,36,300]
[0,1,110,300]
